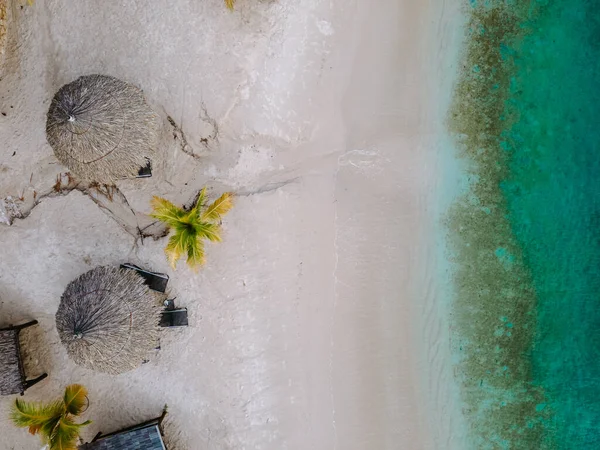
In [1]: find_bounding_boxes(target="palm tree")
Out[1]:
[10,384,91,450]
[151,187,234,269]
[225,0,236,10]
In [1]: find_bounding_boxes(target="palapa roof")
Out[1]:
[46,74,160,183]
[56,266,164,375]
[0,329,23,396]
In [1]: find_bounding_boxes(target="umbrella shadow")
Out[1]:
[19,318,57,383]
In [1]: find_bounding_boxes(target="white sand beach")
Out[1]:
[0,0,465,449]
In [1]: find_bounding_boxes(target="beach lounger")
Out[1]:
[121,264,188,328]
[136,159,152,178]
[160,298,188,328]
[120,263,169,293]
[0,320,48,396]
[160,308,188,327]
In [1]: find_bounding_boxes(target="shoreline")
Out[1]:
[334,0,469,448]
[420,1,470,448]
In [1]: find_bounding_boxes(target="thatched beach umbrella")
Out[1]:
[56,266,164,375]
[46,74,160,183]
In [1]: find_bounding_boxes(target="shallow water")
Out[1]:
[503,0,600,447]
[448,0,600,448]
[0,1,465,449]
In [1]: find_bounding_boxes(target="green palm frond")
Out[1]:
[195,221,222,242]
[39,416,61,443]
[150,188,234,269]
[49,418,90,450]
[11,399,62,433]
[164,229,190,268]
[10,385,91,449]
[150,196,187,227]
[195,187,208,211]
[225,0,236,10]
[63,384,88,416]
[186,237,206,269]
[201,192,234,222]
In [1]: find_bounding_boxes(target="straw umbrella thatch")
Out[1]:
[55,266,164,375]
[46,74,160,183]
[0,330,22,395]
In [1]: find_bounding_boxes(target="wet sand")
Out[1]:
[0,0,464,448]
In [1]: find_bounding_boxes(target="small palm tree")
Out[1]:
[225,0,236,10]
[10,384,91,450]
[151,187,234,269]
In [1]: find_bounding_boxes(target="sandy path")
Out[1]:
[0,0,464,449]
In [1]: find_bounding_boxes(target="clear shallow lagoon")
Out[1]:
[448,0,600,448]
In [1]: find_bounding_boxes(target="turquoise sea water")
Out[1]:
[502,0,600,447]
[448,0,600,448]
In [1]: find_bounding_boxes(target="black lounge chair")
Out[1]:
[121,263,188,328]
[121,264,188,328]
[79,407,168,450]
[160,308,189,328]
[0,320,48,396]
[136,159,152,178]
[160,298,188,327]
[120,263,169,293]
